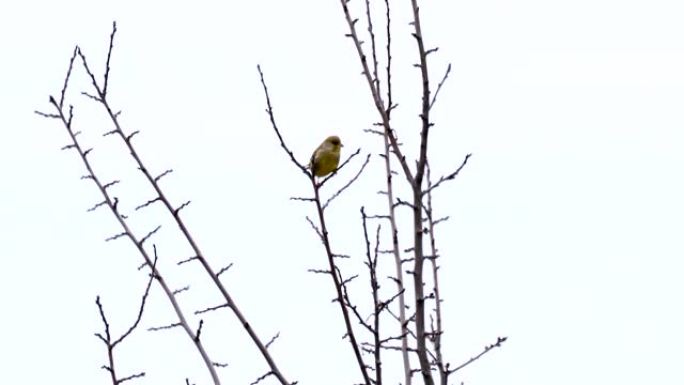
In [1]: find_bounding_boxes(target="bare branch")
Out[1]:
[177,256,199,266]
[305,216,323,241]
[103,180,120,190]
[361,207,383,385]
[148,322,182,332]
[307,159,371,385]
[364,0,380,94]
[172,286,190,296]
[138,225,161,246]
[250,372,274,385]
[194,319,204,342]
[429,63,452,110]
[154,169,173,182]
[94,265,153,385]
[337,0,414,183]
[425,163,447,385]
[112,258,157,347]
[322,153,371,210]
[35,110,60,119]
[88,200,108,212]
[174,200,191,215]
[216,263,234,277]
[41,31,224,383]
[319,148,362,188]
[422,154,471,196]
[448,337,508,374]
[195,303,229,315]
[102,21,117,97]
[75,39,292,384]
[307,268,332,275]
[105,232,127,242]
[290,196,316,203]
[265,332,281,349]
[134,197,160,211]
[256,65,309,176]
[60,46,79,109]
[118,372,145,384]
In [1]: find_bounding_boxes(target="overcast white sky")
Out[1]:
[1,0,683,384]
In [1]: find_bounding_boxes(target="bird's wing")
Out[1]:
[309,143,327,168]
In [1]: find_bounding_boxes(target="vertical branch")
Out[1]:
[383,0,393,116]
[44,94,222,385]
[425,164,447,385]
[338,0,413,184]
[382,69,412,385]
[339,1,437,383]
[384,132,412,385]
[361,207,382,385]
[409,0,435,383]
[95,296,119,385]
[411,185,433,385]
[380,2,411,383]
[364,0,380,94]
[410,0,433,184]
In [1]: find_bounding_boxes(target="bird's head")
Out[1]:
[325,135,343,152]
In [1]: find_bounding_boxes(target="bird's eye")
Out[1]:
[331,138,340,145]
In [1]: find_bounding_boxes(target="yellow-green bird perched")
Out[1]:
[309,135,343,177]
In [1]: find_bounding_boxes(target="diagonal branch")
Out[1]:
[42,90,220,384]
[322,153,371,210]
[448,337,508,374]
[429,63,452,110]
[257,65,309,176]
[422,154,471,197]
[74,28,291,385]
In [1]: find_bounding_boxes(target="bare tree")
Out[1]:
[37,23,291,385]
[36,1,505,384]
[259,1,506,384]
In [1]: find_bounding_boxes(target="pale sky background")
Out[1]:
[1,0,683,384]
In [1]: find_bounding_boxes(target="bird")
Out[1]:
[309,135,343,177]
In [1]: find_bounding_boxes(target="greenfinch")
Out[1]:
[309,135,343,177]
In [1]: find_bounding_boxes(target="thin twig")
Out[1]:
[429,63,452,110]
[322,153,371,210]
[448,337,508,374]
[257,65,308,176]
[422,154,471,197]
